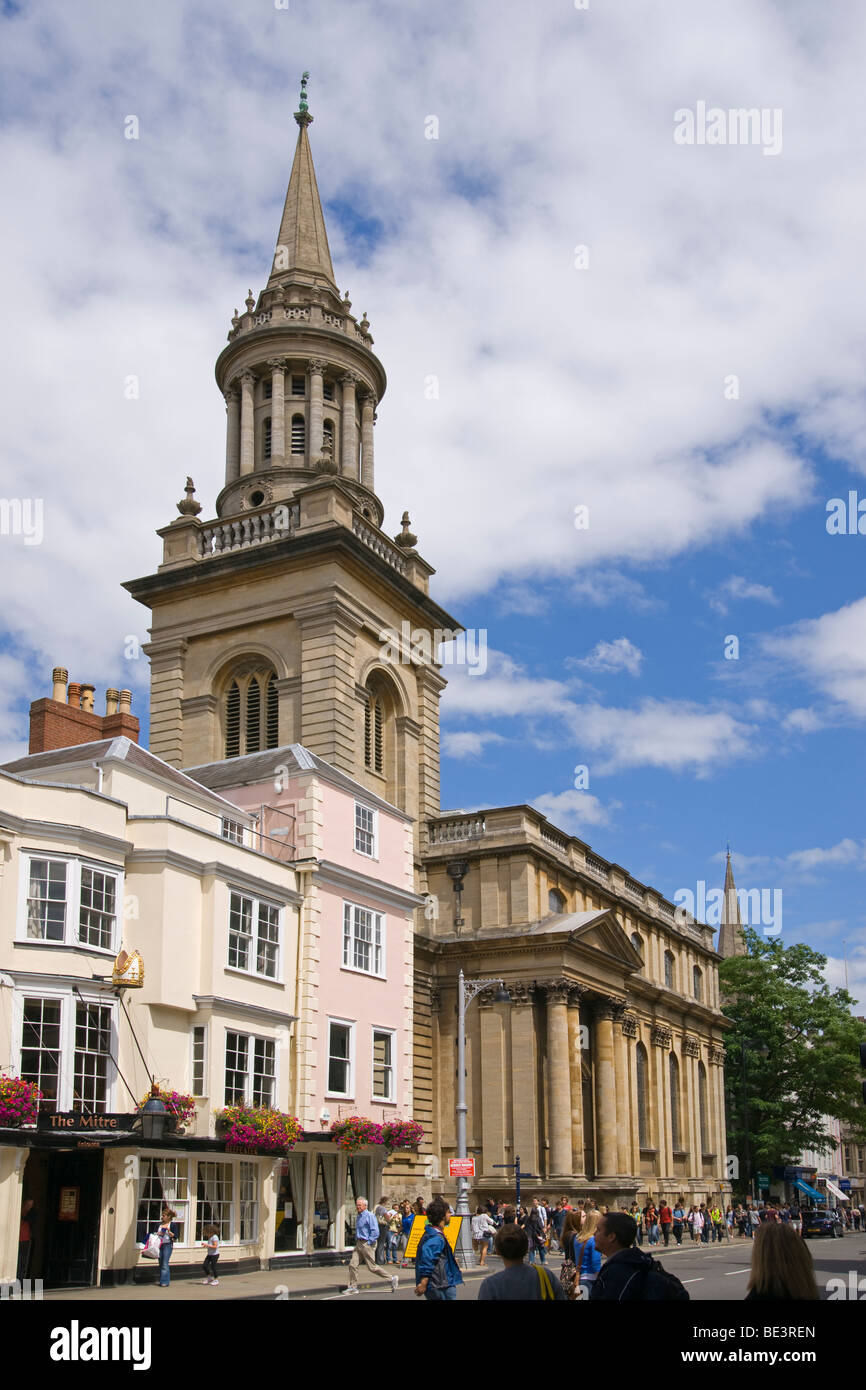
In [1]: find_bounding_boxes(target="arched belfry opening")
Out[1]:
[360,667,408,810]
[222,660,279,758]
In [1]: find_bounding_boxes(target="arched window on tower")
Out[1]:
[548,888,566,915]
[669,1053,682,1151]
[631,932,644,971]
[664,950,675,990]
[223,666,279,759]
[698,1061,709,1153]
[263,417,272,463]
[693,965,703,1001]
[322,418,334,455]
[291,414,305,456]
[636,1043,649,1149]
[364,691,384,774]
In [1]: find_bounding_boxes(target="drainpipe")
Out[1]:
[291,859,319,1120]
[91,762,104,793]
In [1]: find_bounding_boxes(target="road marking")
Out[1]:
[725,1269,751,1276]
[681,1278,704,1284]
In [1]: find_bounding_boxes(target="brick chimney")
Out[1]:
[28,666,140,754]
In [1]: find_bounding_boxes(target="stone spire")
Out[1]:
[268,72,337,296]
[718,847,747,958]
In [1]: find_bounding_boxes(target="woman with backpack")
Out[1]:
[671,1200,686,1246]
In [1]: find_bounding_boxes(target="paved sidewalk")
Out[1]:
[41,1257,498,1302]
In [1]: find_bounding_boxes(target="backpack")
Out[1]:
[633,1257,689,1301]
[418,1230,451,1292]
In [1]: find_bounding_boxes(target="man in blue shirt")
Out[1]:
[343,1198,399,1294]
[414,1198,464,1301]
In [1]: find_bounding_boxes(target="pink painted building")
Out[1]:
[186,743,422,1256]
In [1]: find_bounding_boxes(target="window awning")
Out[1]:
[823,1179,849,1202]
[792,1179,825,1202]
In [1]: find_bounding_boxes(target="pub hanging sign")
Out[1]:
[37,1112,139,1133]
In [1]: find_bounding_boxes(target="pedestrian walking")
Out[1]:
[524,1196,548,1265]
[749,1206,760,1239]
[699,1203,710,1243]
[156,1207,179,1287]
[414,1197,463,1301]
[589,1212,689,1301]
[17,1198,35,1282]
[471,1206,496,1265]
[570,1209,602,1299]
[398,1199,414,1266]
[342,1198,399,1294]
[478,1223,568,1300]
[200,1224,220,1285]
[672,1200,685,1246]
[745,1221,819,1300]
[373,1195,390,1264]
[658,1201,673,1247]
[385,1203,401,1263]
[688,1205,703,1244]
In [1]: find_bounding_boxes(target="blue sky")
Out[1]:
[0,0,865,1007]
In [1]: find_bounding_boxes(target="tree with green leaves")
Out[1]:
[719,927,866,1189]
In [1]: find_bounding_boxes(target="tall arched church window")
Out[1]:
[664,950,675,990]
[223,666,279,759]
[636,1043,649,1148]
[698,1062,709,1152]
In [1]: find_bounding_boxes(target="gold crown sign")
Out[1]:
[112,948,145,987]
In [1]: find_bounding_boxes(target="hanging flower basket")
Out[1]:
[0,1074,42,1127]
[139,1086,196,1132]
[381,1119,424,1153]
[330,1116,384,1153]
[215,1106,304,1153]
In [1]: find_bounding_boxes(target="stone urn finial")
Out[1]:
[394,511,417,548]
[359,311,370,333]
[231,307,239,331]
[245,289,255,313]
[342,289,352,312]
[177,477,202,517]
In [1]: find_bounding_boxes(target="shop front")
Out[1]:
[272,1145,384,1264]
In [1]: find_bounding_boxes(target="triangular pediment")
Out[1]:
[568,909,644,970]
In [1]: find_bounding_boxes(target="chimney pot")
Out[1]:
[118,690,133,714]
[52,667,69,702]
[105,688,120,716]
[67,682,82,708]
[80,684,96,714]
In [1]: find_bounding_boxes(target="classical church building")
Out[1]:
[124,82,732,1211]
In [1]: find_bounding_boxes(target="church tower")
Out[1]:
[718,848,747,958]
[125,76,460,831]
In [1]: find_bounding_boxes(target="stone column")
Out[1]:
[710,1047,727,1180]
[360,390,376,489]
[479,992,507,1174]
[653,1024,674,1179]
[340,374,358,478]
[268,358,286,462]
[224,384,240,482]
[622,1014,640,1173]
[683,1039,700,1180]
[616,1013,635,1175]
[543,979,573,1178]
[309,359,326,464]
[567,988,586,1179]
[594,1001,618,1177]
[509,982,539,1174]
[240,370,256,476]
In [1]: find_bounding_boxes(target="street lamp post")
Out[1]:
[455,968,510,1265]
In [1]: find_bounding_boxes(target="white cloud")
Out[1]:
[440,730,506,760]
[763,597,866,717]
[574,637,644,676]
[783,707,824,734]
[707,574,781,616]
[786,839,866,874]
[531,789,614,835]
[568,572,662,614]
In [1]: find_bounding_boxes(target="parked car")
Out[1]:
[801,1208,844,1239]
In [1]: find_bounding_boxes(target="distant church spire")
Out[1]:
[718,847,747,958]
[268,71,337,295]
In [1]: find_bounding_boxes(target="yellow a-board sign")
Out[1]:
[404,1214,463,1260]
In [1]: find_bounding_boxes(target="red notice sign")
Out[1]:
[448,1158,476,1178]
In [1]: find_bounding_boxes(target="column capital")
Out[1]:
[359,387,377,407]
[340,372,359,388]
[308,359,328,375]
[682,1034,701,1058]
[596,995,627,1023]
[620,1011,639,1038]
[240,369,257,387]
[651,1022,672,1049]
[267,357,288,373]
[509,981,535,1007]
[540,977,571,1007]
[429,983,441,1011]
[223,384,240,403]
[708,1043,726,1066]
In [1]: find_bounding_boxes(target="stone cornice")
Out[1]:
[314,859,424,912]
[0,812,132,861]
[124,847,303,903]
[192,995,298,1027]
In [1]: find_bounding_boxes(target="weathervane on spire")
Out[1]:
[295,70,313,128]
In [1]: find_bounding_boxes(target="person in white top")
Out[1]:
[201,1225,220,1285]
[471,1207,496,1265]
